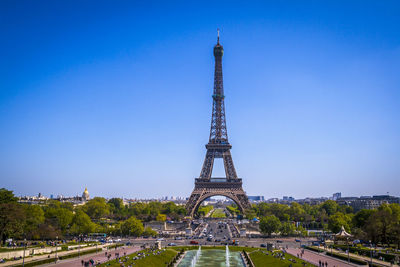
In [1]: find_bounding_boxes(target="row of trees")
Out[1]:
[250,201,400,246]
[0,188,181,243]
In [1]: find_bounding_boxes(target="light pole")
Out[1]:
[370,240,373,267]
[347,237,350,263]
[55,236,58,264]
[22,238,26,267]
[78,234,81,258]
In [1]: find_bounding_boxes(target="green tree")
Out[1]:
[0,189,25,244]
[328,212,351,233]
[70,210,95,234]
[364,204,400,245]
[108,198,124,210]
[321,200,338,216]
[0,203,25,244]
[245,209,257,220]
[55,208,74,232]
[156,214,167,222]
[296,225,308,237]
[260,215,281,237]
[352,209,374,228]
[24,205,45,239]
[280,221,296,236]
[288,202,305,222]
[45,207,73,233]
[143,226,157,237]
[84,197,110,219]
[0,188,18,203]
[108,198,125,217]
[121,216,144,236]
[36,224,60,240]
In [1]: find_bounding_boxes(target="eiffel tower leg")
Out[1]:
[185,188,205,217]
[222,150,238,179]
[199,150,214,179]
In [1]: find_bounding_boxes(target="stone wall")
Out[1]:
[0,246,61,260]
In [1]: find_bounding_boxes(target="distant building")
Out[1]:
[82,187,90,201]
[337,195,400,211]
[282,196,295,202]
[248,196,264,202]
[332,192,341,200]
[296,197,328,205]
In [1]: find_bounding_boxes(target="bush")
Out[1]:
[305,246,324,253]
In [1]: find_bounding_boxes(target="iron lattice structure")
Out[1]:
[186,33,251,217]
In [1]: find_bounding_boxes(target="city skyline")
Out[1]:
[1,1,400,199]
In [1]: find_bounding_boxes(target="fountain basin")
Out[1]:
[177,248,245,267]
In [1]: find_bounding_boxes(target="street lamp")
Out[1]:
[78,234,81,258]
[55,236,58,264]
[347,237,350,263]
[369,240,373,267]
[22,238,27,267]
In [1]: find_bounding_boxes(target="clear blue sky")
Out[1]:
[1,0,399,199]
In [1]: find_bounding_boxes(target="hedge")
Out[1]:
[11,248,102,267]
[326,251,367,265]
[333,244,397,262]
[304,246,324,253]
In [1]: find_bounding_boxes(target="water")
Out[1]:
[190,246,201,267]
[226,245,230,267]
[177,248,245,267]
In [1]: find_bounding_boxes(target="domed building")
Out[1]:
[82,187,90,201]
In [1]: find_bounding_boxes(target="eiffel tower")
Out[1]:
[186,31,251,217]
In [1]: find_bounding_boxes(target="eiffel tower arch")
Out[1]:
[186,31,251,217]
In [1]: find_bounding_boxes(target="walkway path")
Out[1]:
[42,246,141,267]
[286,247,357,267]
[1,244,110,267]
[318,246,399,267]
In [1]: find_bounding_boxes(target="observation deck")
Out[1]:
[195,177,243,189]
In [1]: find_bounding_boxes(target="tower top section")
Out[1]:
[209,29,228,143]
[214,29,224,57]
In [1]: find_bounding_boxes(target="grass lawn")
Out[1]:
[98,248,177,267]
[249,250,315,267]
[211,208,226,218]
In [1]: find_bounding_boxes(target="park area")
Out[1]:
[210,208,227,218]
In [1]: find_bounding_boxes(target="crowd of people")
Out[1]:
[100,248,166,267]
